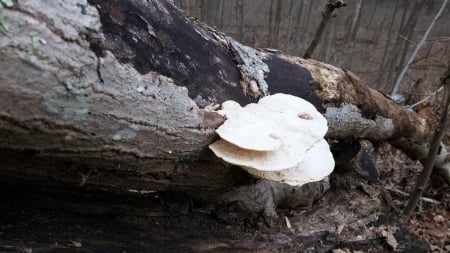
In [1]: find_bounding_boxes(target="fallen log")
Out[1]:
[0,0,446,214]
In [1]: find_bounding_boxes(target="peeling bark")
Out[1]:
[0,0,444,215]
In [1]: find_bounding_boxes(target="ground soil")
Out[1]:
[0,143,448,253]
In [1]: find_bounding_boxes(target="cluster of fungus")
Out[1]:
[209,93,334,186]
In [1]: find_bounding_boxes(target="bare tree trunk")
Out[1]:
[186,0,191,16]
[382,1,409,90]
[385,0,426,92]
[237,0,244,41]
[364,0,379,32]
[268,0,282,48]
[268,0,275,47]
[284,0,295,51]
[204,0,222,27]
[0,0,446,215]
[294,0,314,54]
[218,0,224,28]
[291,0,304,53]
[200,0,208,21]
[324,21,334,62]
[391,0,448,98]
[376,0,399,89]
[395,0,427,71]
[303,0,346,59]
[173,0,182,8]
[347,0,362,42]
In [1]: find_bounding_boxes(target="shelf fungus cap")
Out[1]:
[216,109,282,151]
[209,93,335,185]
[242,139,335,186]
[256,93,328,138]
[209,135,319,171]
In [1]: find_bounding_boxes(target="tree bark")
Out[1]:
[237,0,244,41]
[268,0,282,48]
[0,0,445,214]
[391,0,448,98]
[347,0,362,42]
[303,0,345,59]
[376,0,399,90]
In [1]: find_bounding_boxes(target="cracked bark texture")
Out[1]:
[0,0,444,214]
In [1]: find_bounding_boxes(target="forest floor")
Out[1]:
[0,143,448,253]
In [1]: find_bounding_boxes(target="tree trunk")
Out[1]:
[268,0,282,48]
[391,0,447,98]
[347,0,362,42]
[284,0,294,51]
[237,0,244,41]
[303,0,345,59]
[376,0,398,89]
[289,0,304,53]
[0,0,445,215]
[385,0,425,91]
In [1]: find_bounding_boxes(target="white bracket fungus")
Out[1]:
[209,93,335,186]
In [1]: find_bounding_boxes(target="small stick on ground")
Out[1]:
[385,186,441,205]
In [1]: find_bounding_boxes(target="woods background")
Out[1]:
[175,0,450,98]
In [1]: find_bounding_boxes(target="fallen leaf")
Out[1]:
[336,224,345,235]
[433,215,445,223]
[331,249,349,253]
[430,244,441,251]
[428,229,447,238]
[381,229,398,250]
[359,182,378,198]
[284,216,292,229]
